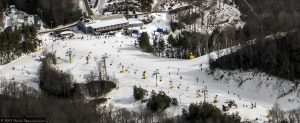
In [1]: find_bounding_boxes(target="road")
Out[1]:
[37,21,79,34]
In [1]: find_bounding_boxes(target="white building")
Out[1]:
[77,14,129,35]
[5,17,13,28]
[4,5,40,29]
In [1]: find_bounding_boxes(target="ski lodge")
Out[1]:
[77,14,125,35]
[77,14,144,35]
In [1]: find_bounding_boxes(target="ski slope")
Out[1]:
[0,4,299,123]
[0,29,298,122]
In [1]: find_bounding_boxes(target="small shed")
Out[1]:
[60,31,75,38]
[128,18,144,27]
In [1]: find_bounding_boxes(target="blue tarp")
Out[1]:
[157,28,164,33]
[132,29,139,34]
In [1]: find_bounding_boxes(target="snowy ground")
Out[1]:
[167,0,244,35]
[1,29,299,122]
[0,2,299,122]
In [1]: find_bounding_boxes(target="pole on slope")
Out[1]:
[67,48,73,63]
[102,54,108,78]
[202,86,208,103]
[154,69,159,87]
[86,52,92,64]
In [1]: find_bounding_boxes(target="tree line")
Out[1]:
[0,25,40,65]
[166,25,242,59]
[0,80,102,123]
[234,0,300,40]
[39,53,117,99]
[0,79,242,123]
[0,1,5,28]
[138,25,244,59]
[137,32,168,57]
[168,0,300,64]
[166,0,249,59]
[210,30,300,81]
[138,0,153,12]
[0,0,82,28]
[0,0,9,10]
[268,103,300,123]
[39,53,76,98]
[209,0,300,80]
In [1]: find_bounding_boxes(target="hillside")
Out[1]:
[0,0,82,28]
[0,0,300,122]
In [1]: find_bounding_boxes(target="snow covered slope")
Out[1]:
[1,30,299,122]
[0,1,298,122]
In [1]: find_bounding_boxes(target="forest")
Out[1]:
[165,0,300,63]
[0,82,242,123]
[210,30,300,81]
[1,78,297,122]
[209,0,300,80]
[0,26,40,65]
[0,0,82,28]
[165,25,242,59]
[164,0,247,59]
[234,0,300,40]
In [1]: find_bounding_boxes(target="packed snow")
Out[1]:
[1,1,299,122]
[1,23,299,123]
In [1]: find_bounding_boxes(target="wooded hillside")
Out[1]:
[0,0,82,28]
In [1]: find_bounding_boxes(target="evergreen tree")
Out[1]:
[183,102,222,122]
[138,32,152,52]
[158,39,165,57]
[138,0,153,12]
[133,85,146,101]
[167,34,176,47]
[0,25,39,65]
[146,90,171,112]
[153,36,158,54]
